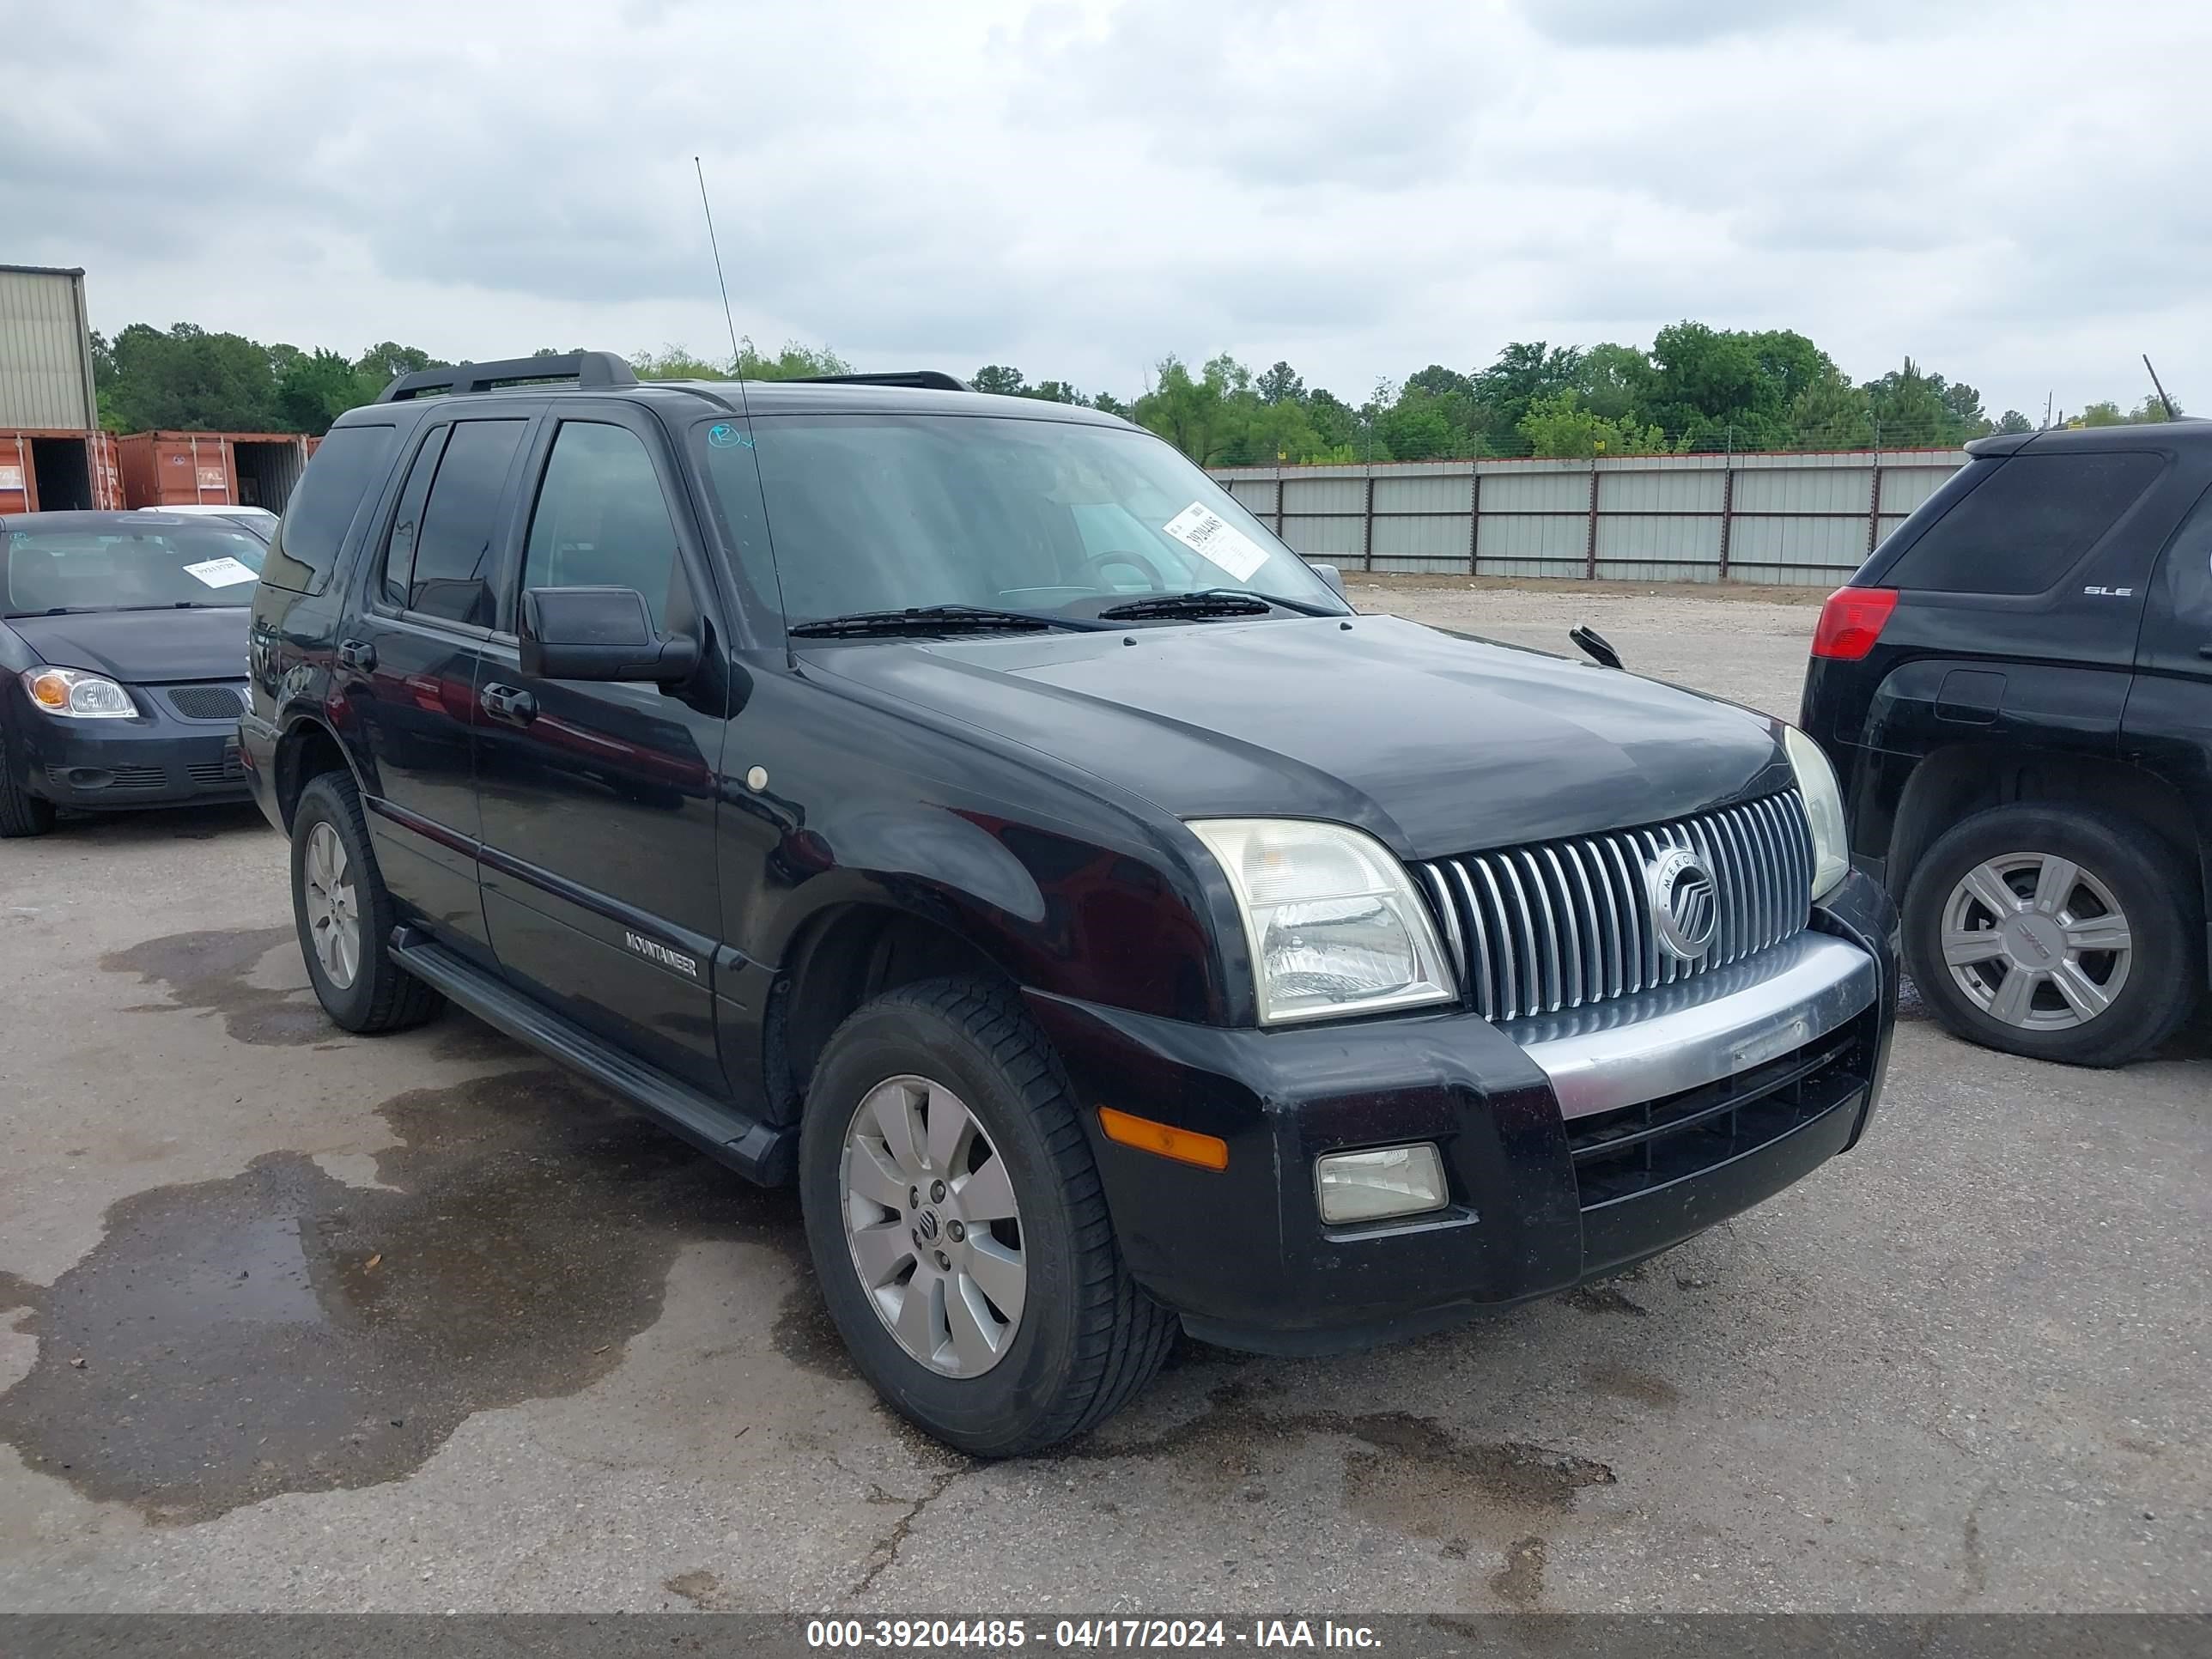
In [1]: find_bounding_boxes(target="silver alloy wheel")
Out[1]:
[302,821,362,991]
[1939,851,2132,1031]
[839,1073,1026,1377]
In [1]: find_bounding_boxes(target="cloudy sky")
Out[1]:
[4,0,2204,418]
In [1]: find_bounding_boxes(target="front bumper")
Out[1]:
[1025,868,1899,1355]
[10,684,251,811]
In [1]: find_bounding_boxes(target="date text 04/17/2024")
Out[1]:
[805,1622,1382,1651]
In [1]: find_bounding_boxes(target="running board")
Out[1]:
[391,929,795,1186]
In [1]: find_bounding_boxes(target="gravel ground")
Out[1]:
[1350,575,1828,718]
[1,579,2205,1614]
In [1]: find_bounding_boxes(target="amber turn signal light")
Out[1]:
[1098,1107,1228,1171]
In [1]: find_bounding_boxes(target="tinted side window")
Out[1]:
[260,423,397,593]
[521,422,681,629]
[1885,452,2162,596]
[406,420,528,625]
[380,428,448,608]
[2155,487,2212,627]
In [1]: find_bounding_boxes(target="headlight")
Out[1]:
[21,667,137,719]
[1189,818,1455,1024]
[1781,725,1850,900]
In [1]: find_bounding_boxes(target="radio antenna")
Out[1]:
[2144,354,2179,422]
[695,156,751,414]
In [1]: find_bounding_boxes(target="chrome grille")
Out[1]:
[1417,791,1815,1022]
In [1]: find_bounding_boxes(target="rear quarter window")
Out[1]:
[258,423,399,593]
[1882,450,2163,596]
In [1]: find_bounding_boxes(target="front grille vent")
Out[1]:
[1416,791,1815,1022]
[166,684,247,721]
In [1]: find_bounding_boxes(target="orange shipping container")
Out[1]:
[0,428,124,513]
[114,431,308,512]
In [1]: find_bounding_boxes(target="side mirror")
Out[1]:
[1308,562,1348,601]
[520,586,699,684]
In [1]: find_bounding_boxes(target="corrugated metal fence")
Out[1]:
[1211,449,1968,585]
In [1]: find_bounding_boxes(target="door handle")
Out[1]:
[337,639,376,672]
[479,683,538,724]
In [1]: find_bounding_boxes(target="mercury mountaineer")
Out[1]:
[240,353,1899,1455]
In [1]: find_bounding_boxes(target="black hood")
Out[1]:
[805,615,1791,860]
[8,607,249,684]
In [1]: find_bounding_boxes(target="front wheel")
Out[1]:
[0,732,55,838]
[1901,803,2202,1066]
[799,978,1175,1455]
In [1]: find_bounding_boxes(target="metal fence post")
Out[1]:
[1468,460,1480,575]
[1363,470,1376,573]
[1717,459,1735,580]
[1584,459,1600,580]
[1273,465,1285,538]
[1867,453,1883,555]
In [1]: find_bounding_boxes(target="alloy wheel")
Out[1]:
[1940,851,2132,1031]
[302,821,362,991]
[839,1073,1026,1377]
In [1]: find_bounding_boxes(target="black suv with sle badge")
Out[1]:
[1802,420,2212,1067]
[243,352,1898,1455]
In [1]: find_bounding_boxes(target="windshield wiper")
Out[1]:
[1097,587,1338,621]
[787,605,1111,640]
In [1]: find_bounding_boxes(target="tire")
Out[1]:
[289,771,443,1034]
[798,977,1176,1456]
[0,732,56,838]
[1901,803,2202,1067]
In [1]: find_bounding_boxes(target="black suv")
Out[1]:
[244,352,1897,1454]
[1802,420,2211,1066]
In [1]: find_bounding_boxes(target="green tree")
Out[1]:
[1863,358,1959,446]
[275,349,376,434]
[1996,410,2034,434]
[96,322,283,432]
[972,365,1027,395]
[1516,390,1674,458]
[1471,342,1583,441]
[631,345,736,380]
[1571,343,1654,424]
[1941,380,1989,435]
[1133,355,1227,463]
[737,339,851,380]
[1255,361,1305,404]
[1302,388,1360,453]
[1027,380,1089,405]
[1787,370,1874,449]
[1394,366,1482,455]
[626,340,851,381]
[1376,388,1457,460]
[2075,400,2128,428]
[356,342,443,384]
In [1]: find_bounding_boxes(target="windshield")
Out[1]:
[694,414,1343,627]
[3,523,266,616]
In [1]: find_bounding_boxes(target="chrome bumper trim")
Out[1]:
[1510,932,1876,1121]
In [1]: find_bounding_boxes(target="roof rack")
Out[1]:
[376,350,639,403]
[790,371,971,392]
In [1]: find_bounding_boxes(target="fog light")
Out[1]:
[1316,1144,1448,1224]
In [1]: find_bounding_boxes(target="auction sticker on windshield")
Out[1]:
[183,556,259,588]
[1162,502,1269,582]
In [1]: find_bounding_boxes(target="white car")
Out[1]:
[139,505,279,535]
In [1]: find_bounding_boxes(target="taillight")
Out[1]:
[1810,586,1899,661]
